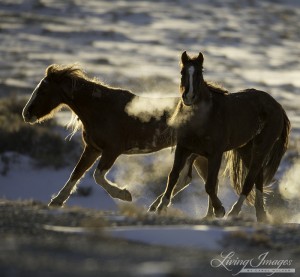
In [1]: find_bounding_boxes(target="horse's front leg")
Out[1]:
[94,150,132,201]
[205,153,225,218]
[156,146,192,212]
[203,182,219,220]
[179,155,219,220]
[193,156,215,219]
[49,145,100,207]
[148,154,196,212]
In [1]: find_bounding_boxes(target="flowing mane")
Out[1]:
[46,64,97,83]
[45,64,133,99]
[205,81,229,95]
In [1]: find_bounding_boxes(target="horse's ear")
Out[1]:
[181,51,190,65]
[196,52,204,65]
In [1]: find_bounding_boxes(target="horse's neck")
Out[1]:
[65,82,133,125]
[64,81,95,124]
[199,80,212,102]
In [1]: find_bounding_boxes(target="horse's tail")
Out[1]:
[224,150,256,205]
[263,108,290,186]
[225,108,290,206]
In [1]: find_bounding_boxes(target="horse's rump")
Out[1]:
[225,106,291,205]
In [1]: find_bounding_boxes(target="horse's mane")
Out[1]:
[45,64,102,86]
[45,64,102,140]
[45,64,132,97]
[205,81,229,95]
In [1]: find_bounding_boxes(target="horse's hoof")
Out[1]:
[48,199,63,207]
[156,203,168,214]
[227,207,240,218]
[256,211,268,222]
[202,214,215,221]
[156,205,165,214]
[120,189,132,202]
[214,206,225,218]
[156,197,170,214]
[147,204,157,213]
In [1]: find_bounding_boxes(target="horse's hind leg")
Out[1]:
[49,145,100,207]
[228,135,275,218]
[255,170,268,222]
[94,150,132,201]
[228,154,264,218]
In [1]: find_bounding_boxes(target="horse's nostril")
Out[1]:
[22,109,34,122]
[22,109,30,119]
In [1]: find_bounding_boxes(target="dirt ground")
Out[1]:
[0,199,299,277]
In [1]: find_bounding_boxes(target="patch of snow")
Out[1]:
[107,225,253,250]
[0,153,117,210]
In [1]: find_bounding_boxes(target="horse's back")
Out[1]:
[88,93,179,153]
[234,88,281,106]
[220,88,285,150]
[228,88,284,117]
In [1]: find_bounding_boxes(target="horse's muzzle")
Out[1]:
[182,98,193,106]
[22,110,38,124]
[182,91,194,106]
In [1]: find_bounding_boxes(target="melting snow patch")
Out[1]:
[41,223,254,250]
[107,225,253,250]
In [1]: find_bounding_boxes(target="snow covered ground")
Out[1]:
[1,0,300,255]
[107,225,253,250]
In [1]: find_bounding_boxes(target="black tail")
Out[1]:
[225,108,290,206]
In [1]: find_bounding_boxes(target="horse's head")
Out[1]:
[180,51,204,106]
[22,64,79,124]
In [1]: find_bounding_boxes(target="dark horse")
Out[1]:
[22,64,212,210]
[155,51,290,222]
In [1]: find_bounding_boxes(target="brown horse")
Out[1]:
[22,64,211,210]
[155,51,290,222]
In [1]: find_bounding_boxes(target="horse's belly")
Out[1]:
[124,147,154,155]
[177,133,214,156]
[124,145,168,155]
[123,126,173,155]
[226,125,259,150]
